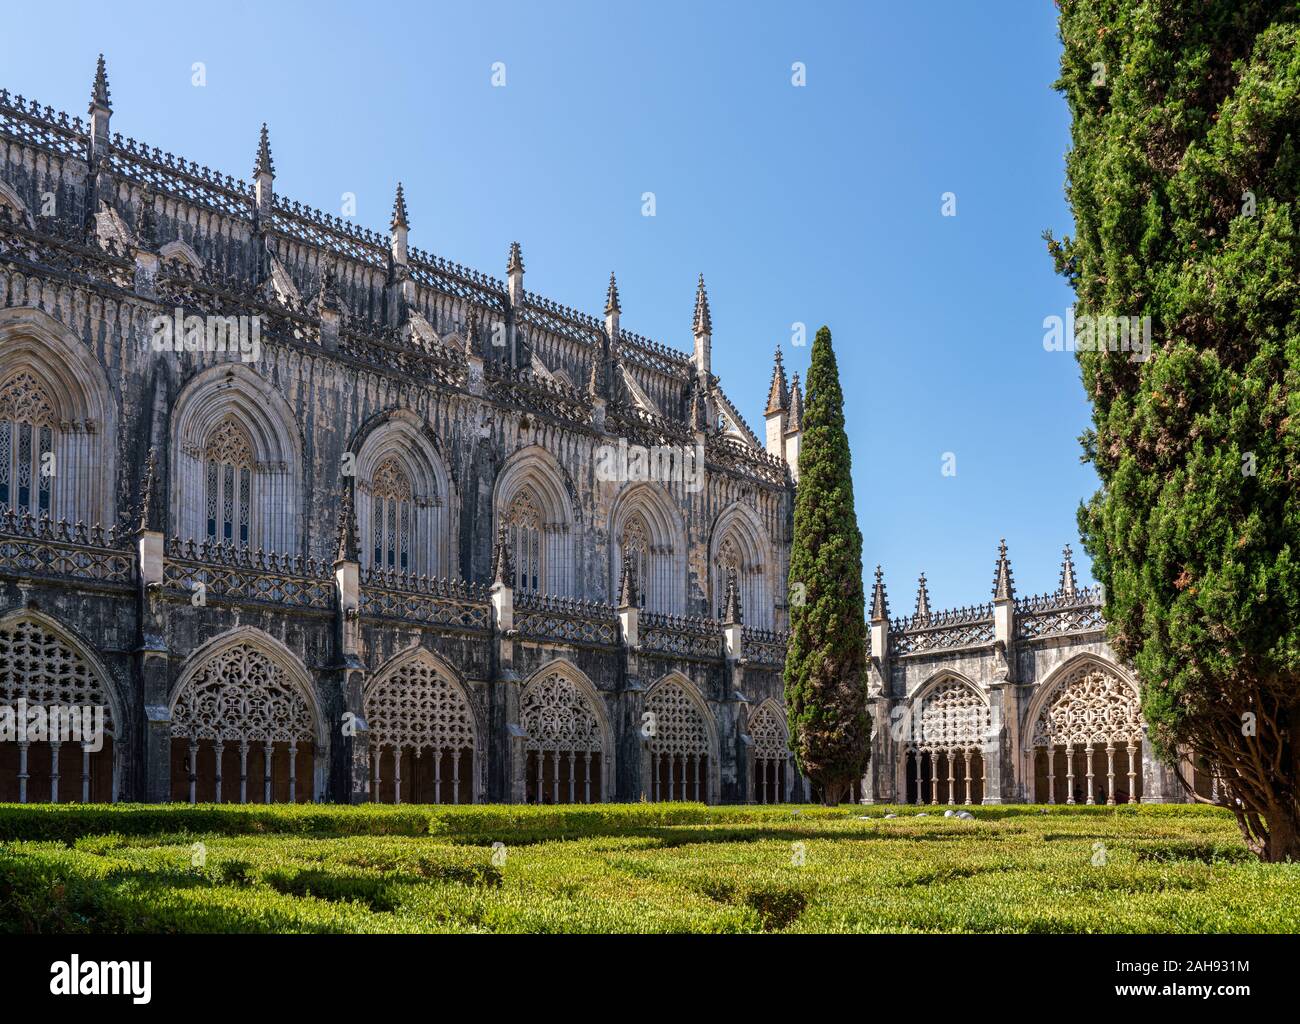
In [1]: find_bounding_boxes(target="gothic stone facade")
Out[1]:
[0,59,1185,806]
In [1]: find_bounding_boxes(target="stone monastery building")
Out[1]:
[0,59,1190,807]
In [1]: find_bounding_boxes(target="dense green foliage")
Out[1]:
[1048,0,1300,859]
[783,326,870,803]
[0,803,1292,933]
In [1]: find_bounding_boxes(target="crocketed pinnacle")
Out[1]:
[254,123,274,178]
[723,568,743,624]
[491,523,514,586]
[90,54,111,110]
[605,272,621,315]
[914,572,931,622]
[692,274,712,336]
[390,182,409,231]
[870,565,889,622]
[992,538,1016,602]
[786,372,803,433]
[507,240,524,274]
[765,345,789,416]
[1058,544,1078,598]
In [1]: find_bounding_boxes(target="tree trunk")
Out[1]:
[820,778,844,806]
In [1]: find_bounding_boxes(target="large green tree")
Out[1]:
[784,326,870,805]
[1048,1,1299,859]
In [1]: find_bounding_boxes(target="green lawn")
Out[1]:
[0,803,1294,933]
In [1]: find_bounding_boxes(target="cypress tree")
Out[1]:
[1048,1,1300,859]
[784,326,870,805]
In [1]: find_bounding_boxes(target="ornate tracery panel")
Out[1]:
[0,372,55,519]
[749,701,788,804]
[365,456,413,572]
[204,419,254,547]
[906,679,989,806]
[621,514,650,608]
[506,488,544,593]
[171,643,317,804]
[647,680,711,802]
[365,655,476,803]
[1030,662,1144,806]
[0,616,117,803]
[520,670,606,803]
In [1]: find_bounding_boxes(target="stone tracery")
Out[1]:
[0,614,118,803]
[520,668,606,803]
[646,678,711,802]
[365,651,477,803]
[749,700,788,803]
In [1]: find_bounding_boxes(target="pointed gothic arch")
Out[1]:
[168,627,323,804]
[608,482,686,614]
[709,502,772,627]
[748,698,791,804]
[0,609,122,803]
[170,363,303,555]
[901,672,990,806]
[0,307,118,527]
[351,410,456,579]
[494,445,577,596]
[0,180,32,226]
[159,239,204,270]
[644,673,718,803]
[364,645,480,803]
[1022,654,1144,806]
[517,659,613,803]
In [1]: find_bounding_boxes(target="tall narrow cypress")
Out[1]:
[784,326,870,804]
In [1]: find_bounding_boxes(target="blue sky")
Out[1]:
[2,0,1091,613]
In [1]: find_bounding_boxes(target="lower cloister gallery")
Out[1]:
[0,58,1196,808]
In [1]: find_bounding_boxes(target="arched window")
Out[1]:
[0,613,118,803]
[711,506,772,628]
[506,488,544,593]
[749,701,789,804]
[905,678,989,806]
[609,484,686,614]
[1028,661,1144,806]
[171,364,301,556]
[646,678,713,802]
[0,371,55,519]
[366,456,413,571]
[520,667,608,803]
[365,650,477,804]
[203,419,254,546]
[494,446,576,597]
[169,638,319,804]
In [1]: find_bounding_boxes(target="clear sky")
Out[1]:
[1,0,1091,614]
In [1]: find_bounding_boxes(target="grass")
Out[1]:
[0,802,1294,933]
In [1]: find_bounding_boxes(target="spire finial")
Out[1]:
[507,240,524,274]
[605,272,621,315]
[992,538,1016,602]
[913,572,931,623]
[618,554,639,608]
[335,483,358,563]
[90,54,111,111]
[390,182,409,231]
[765,344,790,416]
[786,372,804,433]
[870,565,889,622]
[723,567,743,624]
[253,123,274,178]
[491,523,514,587]
[692,274,712,336]
[1059,543,1078,598]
